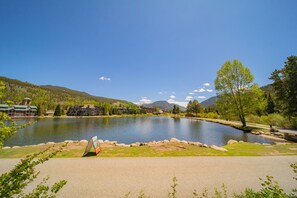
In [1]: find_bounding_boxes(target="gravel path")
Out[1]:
[1,156,297,197]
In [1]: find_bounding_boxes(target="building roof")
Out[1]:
[0,104,38,112]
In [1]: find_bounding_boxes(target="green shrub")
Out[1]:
[197,112,219,119]
[0,145,67,198]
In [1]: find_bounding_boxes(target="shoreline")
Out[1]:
[1,138,297,158]
[2,136,285,150]
[190,117,289,143]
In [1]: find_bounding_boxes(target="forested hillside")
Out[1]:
[0,76,134,113]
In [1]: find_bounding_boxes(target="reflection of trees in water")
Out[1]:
[172,118,181,123]
[5,117,274,146]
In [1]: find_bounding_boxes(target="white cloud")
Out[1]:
[197,96,206,99]
[185,96,193,101]
[167,98,175,103]
[206,89,213,92]
[134,97,152,105]
[167,100,188,108]
[203,83,210,87]
[170,95,176,99]
[171,91,175,94]
[194,88,205,93]
[99,76,111,81]
[169,101,188,108]
[189,92,194,95]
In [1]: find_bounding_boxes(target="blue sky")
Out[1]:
[1,1,297,107]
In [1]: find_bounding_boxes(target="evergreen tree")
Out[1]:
[36,105,41,116]
[172,105,180,115]
[266,93,275,114]
[54,104,62,116]
[186,101,193,113]
[270,56,297,117]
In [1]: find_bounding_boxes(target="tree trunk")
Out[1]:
[239,114,247,127]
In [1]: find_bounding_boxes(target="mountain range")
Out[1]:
[200,85,272,108]
[0,76,133,107]
[143,101,187,112]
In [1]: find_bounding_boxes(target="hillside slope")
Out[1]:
[143,101,186,111]
[0,76,133,109]
[200,85,273,108]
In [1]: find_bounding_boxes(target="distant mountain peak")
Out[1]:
[142,101,186,111]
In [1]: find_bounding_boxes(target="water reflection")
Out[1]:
[4,117,274,146]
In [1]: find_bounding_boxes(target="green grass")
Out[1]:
[1,142,297,158]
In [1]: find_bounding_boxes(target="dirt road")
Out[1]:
[0,157,296,197]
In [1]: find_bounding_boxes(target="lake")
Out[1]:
[4,116,274,146]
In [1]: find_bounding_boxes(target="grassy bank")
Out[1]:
[1,141,297,158]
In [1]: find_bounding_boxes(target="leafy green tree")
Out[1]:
[54,105,62,116]
[187,100,203,116]
[0,81,5,103]
[270,56,297,118]
[215,59,263,127]
[6,100,14,106]
[103,103,111,115]
[0,112,16,148]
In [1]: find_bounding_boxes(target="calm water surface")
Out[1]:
[4,117,274,146]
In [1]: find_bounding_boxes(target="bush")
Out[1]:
[197,112,219,119]
[0,144,67,197]
[246,113,296,129]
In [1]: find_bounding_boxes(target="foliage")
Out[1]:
[215,59,264,127]
[168,177,178,198]
[246,113,297,128]
[0,112,17,148]
[265,93,276,114]
[187,100,203,115]
[172,105,180,115]
[0,145,67,198]
[0,76,135,114]
[196,112,219,119]
[0,81,4,99]
[270,56,297,117]
[54,104,62,116]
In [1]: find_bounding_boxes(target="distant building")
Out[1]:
[0,104,37,117]
[113,107,133,114]
[22,97,32,105]
[140,106,156,114]
[67,104,104,116]
[45,110,55,117]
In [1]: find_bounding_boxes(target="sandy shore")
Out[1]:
[1,156,296,197]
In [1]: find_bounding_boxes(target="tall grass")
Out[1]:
[246,113,297,129]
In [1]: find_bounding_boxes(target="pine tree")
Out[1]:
[54,104,62,116]
[266,93,275,114]
[270,56,297,117]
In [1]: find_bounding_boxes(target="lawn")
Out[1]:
[0,142,297,158]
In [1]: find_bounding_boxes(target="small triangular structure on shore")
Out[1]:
[83,136,101,156]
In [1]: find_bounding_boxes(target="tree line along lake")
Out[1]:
[4,116,274,147]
